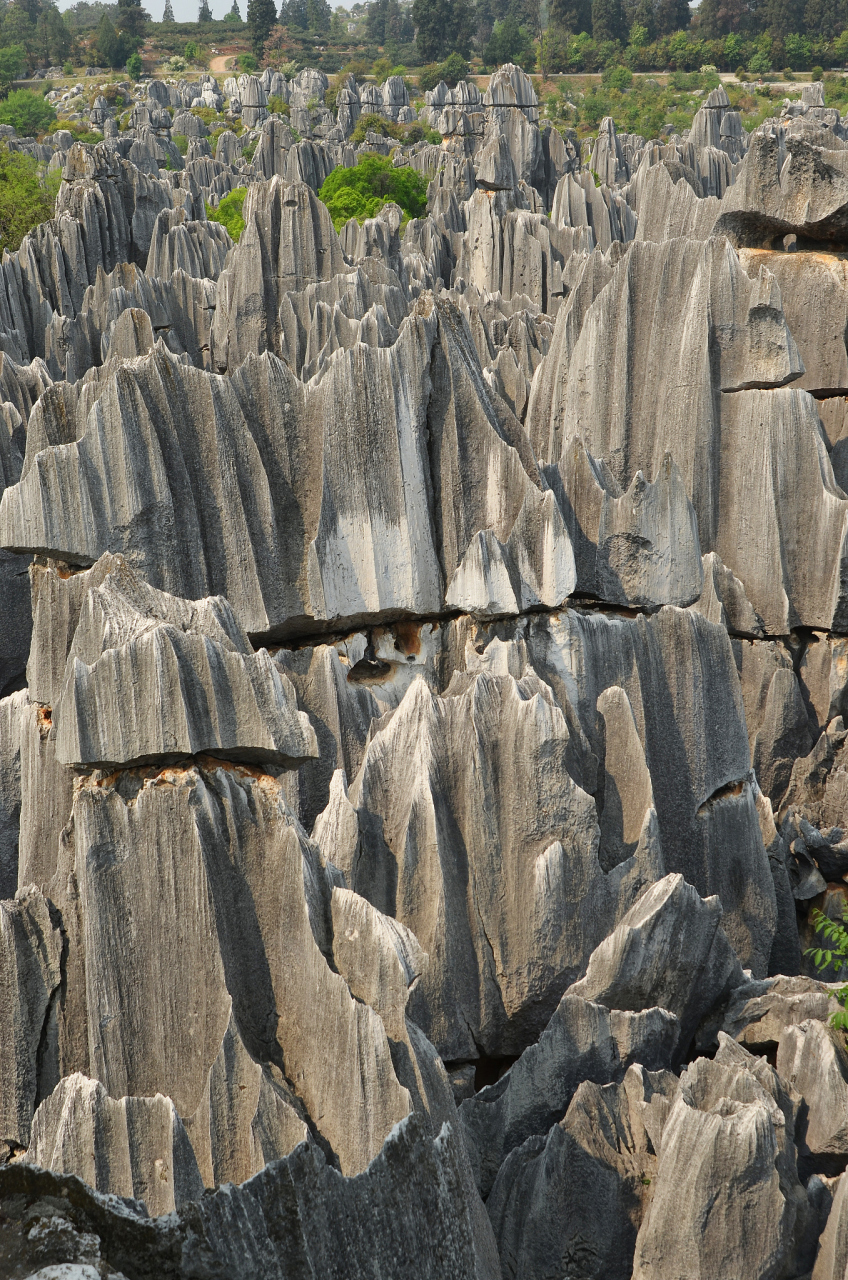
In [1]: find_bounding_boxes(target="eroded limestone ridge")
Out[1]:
[2,60,848,1280]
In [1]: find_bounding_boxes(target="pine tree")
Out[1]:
[549,0,592,35]
[162,0,175,20]
[280,0,307,26]
[227,0,241,17]
[116,0,149,41]
[199,0,212,18]
[247,0,277,52]
[411,0,474,61]
[306,0,329,29]
[591,0,626,42]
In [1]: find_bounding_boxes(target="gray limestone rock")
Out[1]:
[0,886,63,1147]
[777,1018,848,1173]
[459,994,679,1197]
[568,874,744,1055]
[486,1065,680,1280]
[813,1167,848,1279]
[0,1111,500,1280]
[632,1034,815,1280]
[26,1073,205,1216]
[52,555,318,769]
[718,975,845,1051]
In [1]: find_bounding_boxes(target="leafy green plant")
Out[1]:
[63,61,74,76]
[812,64,824,80]
[58,120,103,143]
[806,906,848,1032]
[268,95,290,115]
[242,137,258,160]
[237,52,258,72]
[0,143,60,251]
[0,90,57,137]
[602,64,632,90]
[184,39,199,59]
[318,153,427,230]
[126,51,142,79]
[0,46,26,95]
[172,132,189,153]
[206,185,247,240]
[349,111,405,143]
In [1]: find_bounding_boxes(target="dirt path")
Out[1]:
[209,55,231,74]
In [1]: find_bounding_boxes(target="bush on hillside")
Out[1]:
[0,90,57,137]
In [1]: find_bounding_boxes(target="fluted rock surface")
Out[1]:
[2,55,848,1280]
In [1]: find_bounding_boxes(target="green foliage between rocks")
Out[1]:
[807,906,848,1033]
[318,152,427,231]
[205,184,247,241]
[0,143,60,252]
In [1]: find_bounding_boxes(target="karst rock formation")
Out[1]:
[3,60,848,1279]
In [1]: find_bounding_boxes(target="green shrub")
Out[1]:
[58,120,103,143]
[126,52,142,79]
[172,132,189,154]
[349,111,405,143]
[206,185,247,240]
[184,39,198,60]
[237,52,258,73]
[63,61,74,76]
[268,95,290,115]
[811,64,824,81]
[0,143,60,252]
[735,65,746,79]
[318,153,427,230]
[0,47,27,95]
[242,138,258,161]
[0,90,57,138]
[806,907,848,1031]
[602,64,632,90]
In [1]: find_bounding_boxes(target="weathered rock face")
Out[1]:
[2,54,848,1280]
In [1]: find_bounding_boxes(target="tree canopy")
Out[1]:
[318,153,428,230]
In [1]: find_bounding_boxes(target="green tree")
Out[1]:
[0,88,56,134]
[247,0,277,50]
[550,0,592,35]
[162,0,175,19]
[126,49,142,76]
[655,0,690,35]
[96,14,126,66]
[412,0,474,61]
[0,45,26,92]
[484,14,535,64]
[0,143,59,249]
[2,6,38,69]
[784,31,811,65]
[306,0,330,30]
[592,0,625,43]
[318,153,427,229]
[116,0,148,42]
[762,0,805,39]
[804,0,847,39]
[226,0,241,16]
[198,0,212,18]
[279,0,308,25]
[36,5,72,67]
